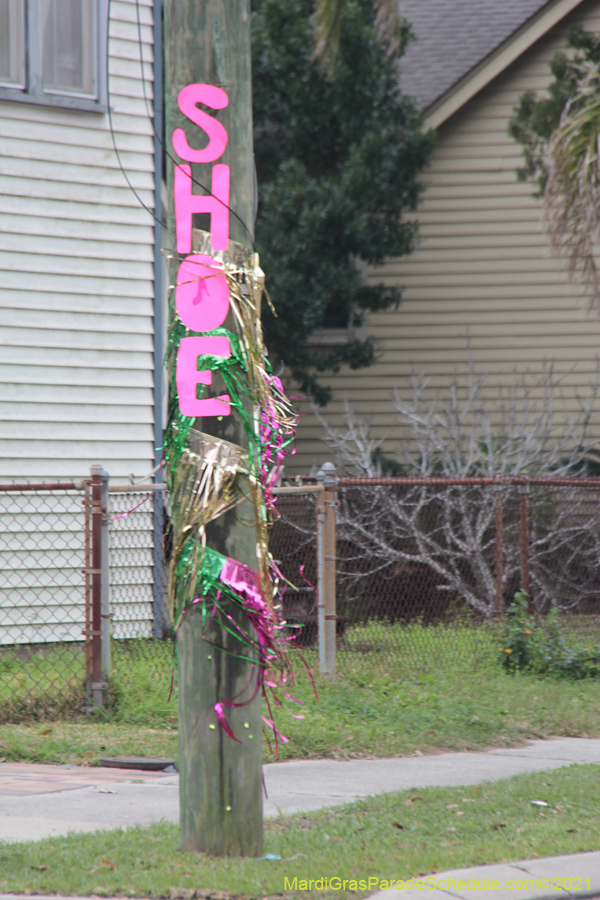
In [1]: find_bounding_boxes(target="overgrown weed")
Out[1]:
[499,592,600,679]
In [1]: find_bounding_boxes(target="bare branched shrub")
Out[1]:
[313,360,600,619]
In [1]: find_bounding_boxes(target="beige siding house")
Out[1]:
[291,0,600,473]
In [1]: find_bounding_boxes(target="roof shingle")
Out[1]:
[399,0,552,109]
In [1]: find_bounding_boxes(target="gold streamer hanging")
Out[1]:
[168,429,247,622]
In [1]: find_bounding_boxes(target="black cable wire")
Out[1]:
[133,0,255,249]
[107,0,166,227]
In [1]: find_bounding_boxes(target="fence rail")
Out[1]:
[3,467,600,719]
[270,470,600,673]
[338,476,600,487]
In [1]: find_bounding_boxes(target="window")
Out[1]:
[43,0,96,97]
[0,1,25,89]
[0,0,106,111]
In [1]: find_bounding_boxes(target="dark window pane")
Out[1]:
[322,300,350,329]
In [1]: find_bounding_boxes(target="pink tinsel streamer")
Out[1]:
[202,555,314,753]
[208,557,286,747]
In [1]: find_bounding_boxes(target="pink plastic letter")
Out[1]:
[176,335,231,417]
[173,84,228,163]
[175,254,230,332]
[175,163,230,253]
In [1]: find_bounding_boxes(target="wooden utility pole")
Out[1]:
[164,0,262,857]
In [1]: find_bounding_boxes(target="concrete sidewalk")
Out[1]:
[370,850,600,899]
[2,740,600,900]
[1,737,600,841]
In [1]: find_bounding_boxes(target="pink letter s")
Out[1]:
[173,84,228,163]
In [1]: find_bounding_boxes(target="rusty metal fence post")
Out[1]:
[519,481,530,605]
[494,481,504,618]
[100,471,110,680]
[316,462,338,678]
[316,488,325,670]
[86,464,108,707]
[152,487,168,638]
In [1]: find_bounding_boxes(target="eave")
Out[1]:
[425,0,586,130]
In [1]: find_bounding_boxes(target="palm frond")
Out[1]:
[311,0,344,73]
[373,0,406,58]
[544,61,600,311]
[312,0,406,74]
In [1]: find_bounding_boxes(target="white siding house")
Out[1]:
[0,0,163,482]
[0,0,164,647]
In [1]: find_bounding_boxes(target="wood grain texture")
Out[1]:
[177,602,263,857]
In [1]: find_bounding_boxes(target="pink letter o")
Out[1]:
[175,254,230,332]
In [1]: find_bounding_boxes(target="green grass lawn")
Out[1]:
[2,622,600,766]
[0,640,175,727]
[0,722,179,767]
[1,764,600,898]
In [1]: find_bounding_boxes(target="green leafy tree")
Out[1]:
[252,0,434,404]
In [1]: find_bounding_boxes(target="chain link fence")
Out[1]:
[4,472,600,720]
[270,491,319,646]
[109,486,170,641]
[0,482,89,720]
[107,486,173,712]
[269,476,600,669]
[0,477,174,722]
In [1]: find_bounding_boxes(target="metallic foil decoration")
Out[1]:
[163,230,305,747]
[168,429,246,627]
